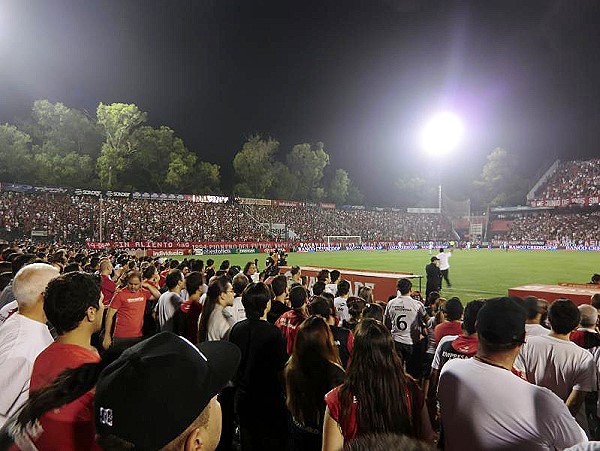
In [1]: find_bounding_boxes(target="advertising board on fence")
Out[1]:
[281,266,423,301]
[530,196,600,208]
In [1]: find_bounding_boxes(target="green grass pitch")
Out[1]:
[173,249,598,303]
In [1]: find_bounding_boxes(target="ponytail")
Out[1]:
[15,348,121,428]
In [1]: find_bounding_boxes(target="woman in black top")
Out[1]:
[285,315,345,451]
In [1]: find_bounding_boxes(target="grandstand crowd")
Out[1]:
[1,243,600,450]
[508,211,600,244]
[1,190,600,246]
[0,191,452,243]
[535,158,600,200]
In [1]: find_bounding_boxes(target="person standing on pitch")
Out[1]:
[425,256,442,299]
[436,248,452,288]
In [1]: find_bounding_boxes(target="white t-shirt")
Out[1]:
[515,335,597,402]
[439,358,588,451]
[325,283,338,296]
[436,251,451,270]
[334,296,350,323]
[0,300,18,327]
[0,313,53,427]
[156,291,182,332]
[225,296,246,324]
[201,304,235,341]
[384,294,427,345]
[525,323,551,337]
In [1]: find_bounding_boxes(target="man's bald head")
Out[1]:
[579,304,598,328]
[13,263,60,310]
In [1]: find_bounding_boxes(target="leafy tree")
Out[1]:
[189,161,222,194]
[33,151,96,188]
[347,183,365,205]
[474,147,528,208]
[286,142,330,201]
[233,135,279,198]
[28,100,103,158]
[0,124,35,183]
[166,151,196,191]
[11,100,103,187]
[329,168,350,204]
[270,161,298,200]
[96,103,147,189]
[123,125,194,192]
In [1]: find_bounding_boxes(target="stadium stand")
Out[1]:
[507,211,600,243]
[0,191,453,243]
[2,155,600,245]
[533,158,600,200]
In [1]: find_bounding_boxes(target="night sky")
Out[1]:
[1,0,600,203]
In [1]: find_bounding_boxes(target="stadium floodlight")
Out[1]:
[420,112,464,212]
[420,112,464,156]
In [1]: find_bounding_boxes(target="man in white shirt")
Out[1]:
[524,296,550,337]
[155,269,184,332]
[439,297,587,451]
[226,272,248,324]
[384,278,429,370]
[516,299,597,433]
[326,269,340,296]
[436,248,452,288]
[0,300,18,327]
[0,263,59,427]
[333,279,351,323]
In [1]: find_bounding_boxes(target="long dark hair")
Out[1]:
[197,275,230,343]
[339,319,413,437]
[11,349,121,433]
[285,316,342,426]
[346,296,367,324]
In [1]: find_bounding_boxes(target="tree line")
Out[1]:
[0,100,364,204]
[0,99,528,208]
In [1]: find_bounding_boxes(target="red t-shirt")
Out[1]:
[434,321,463,344]
[159,269,170,288]
[29,342,101,451]
[325,385,359,441]
[324,382,421,443]
[275,309,307,354]
[110,288,151,338]
[178,300,202,344]
[100,275,116,306]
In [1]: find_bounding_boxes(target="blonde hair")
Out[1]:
[13,263,59,309]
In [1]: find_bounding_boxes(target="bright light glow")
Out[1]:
[420,112,464,156]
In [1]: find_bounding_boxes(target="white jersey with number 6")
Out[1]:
[384,294,427,345]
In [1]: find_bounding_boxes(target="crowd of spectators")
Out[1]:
[507,211,600,244]
[243,205,340,240]
[99,198,264,242]
[322,209,451,241]
[1,192,454,243]
[1,242,599,450]
[535,158,600,200]
[0,192,97,241]
[4,188,600,245]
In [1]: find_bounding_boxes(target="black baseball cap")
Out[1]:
[476,297,526,345]
[430,256,439,262]
[95,332,241,449]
